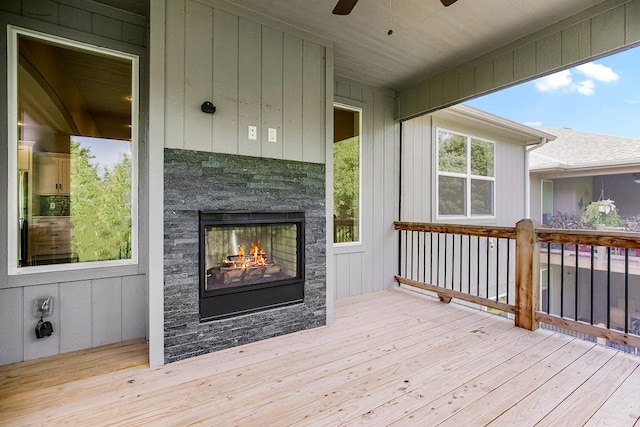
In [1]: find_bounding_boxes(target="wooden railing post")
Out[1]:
[515,219,539,330]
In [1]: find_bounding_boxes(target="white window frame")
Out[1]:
[435,127,496,220]
[333,102,362,248]
[7,25,139,275]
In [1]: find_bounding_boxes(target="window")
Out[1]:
[333,105,361,244]
[437,129,495,218]
[8,27,138,272]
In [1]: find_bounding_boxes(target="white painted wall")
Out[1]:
[553,177,593,215]
[0,276,145,365]
[401,111,528,226]
[163,0,329,164]
[333,77,399,299]
[530,175,543,222]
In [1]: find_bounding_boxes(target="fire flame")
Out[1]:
[234,241,265,269]
[251,241,266,266]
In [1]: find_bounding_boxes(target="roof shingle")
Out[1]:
[529,128,640,170]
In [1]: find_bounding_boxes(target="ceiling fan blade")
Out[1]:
[332,0,359,15]
[441,0,458,6]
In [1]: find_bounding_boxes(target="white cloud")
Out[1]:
[533,62,619,96]
[572,79,595,96]
[524,121,542,127]
[535,70,572,92]
[575,62,620,82]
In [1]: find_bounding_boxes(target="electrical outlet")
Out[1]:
[248,125,257,140]
[50,202,56,210]
[268,128,277,143]
[34,296,54,317]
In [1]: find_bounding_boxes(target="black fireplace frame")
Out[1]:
[198,210,305,321]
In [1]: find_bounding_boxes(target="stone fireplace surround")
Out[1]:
[164,149,326,363]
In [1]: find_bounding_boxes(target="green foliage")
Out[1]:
[438,132,466,173]
[470,139,494,176]
[438,176,465,215]
[333,136,359,242]
[582,200,624,228]
[70,139,132,262]
[470,179,493,215]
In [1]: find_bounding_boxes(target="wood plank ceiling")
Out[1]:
[227,0,609,91]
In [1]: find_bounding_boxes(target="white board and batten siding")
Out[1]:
[0,275,145,365]
[401,112,528,226]
[165,0,328,164]
[333,77,399,299]
[397,0,640,120]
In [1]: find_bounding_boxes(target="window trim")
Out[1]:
[7,25,140,275]
[332,102,362,247]
[435,127,496,221]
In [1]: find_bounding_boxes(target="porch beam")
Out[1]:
[397,0,639,120]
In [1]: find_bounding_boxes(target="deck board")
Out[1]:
[1,288,639,426]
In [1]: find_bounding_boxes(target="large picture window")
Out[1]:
[437,129,495,218]
[333,105,361,244]
[8,27,138,272]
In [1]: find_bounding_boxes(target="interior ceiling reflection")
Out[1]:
[18,36,132,142]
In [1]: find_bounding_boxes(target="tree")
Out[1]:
[70,138,132,262]
[333,136,359,242]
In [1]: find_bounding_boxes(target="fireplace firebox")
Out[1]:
[199,211,305,320]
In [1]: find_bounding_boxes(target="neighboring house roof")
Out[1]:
[529,127,640,176]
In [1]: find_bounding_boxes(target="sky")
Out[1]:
[466,46,640,139]
[73,136,131,175]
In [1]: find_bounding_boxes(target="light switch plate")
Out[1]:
[248,125,257,140]
[268,128,277,143]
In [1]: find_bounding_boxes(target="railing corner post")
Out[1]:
[515,219,539,331]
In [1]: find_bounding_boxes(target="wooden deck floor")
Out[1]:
[2,288,640,426]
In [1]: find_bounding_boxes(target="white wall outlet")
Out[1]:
[248,125,257,140]
[268,128,277,143]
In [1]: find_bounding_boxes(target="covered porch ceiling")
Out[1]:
[226,0,608,92]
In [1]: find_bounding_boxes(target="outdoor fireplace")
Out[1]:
[199,211,305,320]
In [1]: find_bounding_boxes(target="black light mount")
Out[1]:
[201,101,216,114]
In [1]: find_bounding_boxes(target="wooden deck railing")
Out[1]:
[395,219,640,350]
[334,218,356,243]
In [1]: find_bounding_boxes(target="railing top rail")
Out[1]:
[536,227,640,249]
[394,221,516,239]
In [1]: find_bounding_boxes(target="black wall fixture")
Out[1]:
[201,101,216,114]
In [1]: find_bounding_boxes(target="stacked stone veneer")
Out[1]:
[164,149,326,363]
